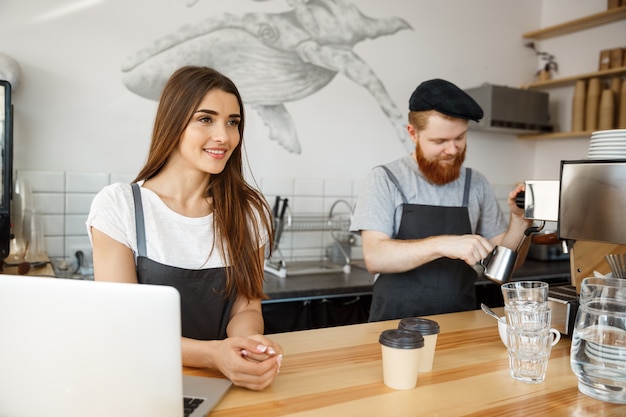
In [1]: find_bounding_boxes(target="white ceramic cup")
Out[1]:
[498,317,560,347]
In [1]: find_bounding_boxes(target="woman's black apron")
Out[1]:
[368,167,477,322]
[131,183,234,340]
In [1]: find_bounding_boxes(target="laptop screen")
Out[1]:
[0,275,187,417]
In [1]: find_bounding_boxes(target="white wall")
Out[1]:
[1,0,546,184]
[3,0,622,182]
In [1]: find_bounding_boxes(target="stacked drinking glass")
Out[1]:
[501,281,560,384]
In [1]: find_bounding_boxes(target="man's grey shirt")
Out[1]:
[350,154,508,240]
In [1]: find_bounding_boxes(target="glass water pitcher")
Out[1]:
[570,277,626,404]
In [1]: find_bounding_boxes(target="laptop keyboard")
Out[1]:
[184,396,205,417]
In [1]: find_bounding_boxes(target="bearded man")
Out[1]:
[350,79,532,321]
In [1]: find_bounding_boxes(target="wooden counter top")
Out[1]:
[184,308,624,416]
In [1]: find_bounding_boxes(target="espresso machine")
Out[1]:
[521,159,626,335]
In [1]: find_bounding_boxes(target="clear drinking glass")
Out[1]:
[570,277,626,404]
[501,281,549,311]
[504,306,551,331]
[505,307,556,384]
[507,326,555,383]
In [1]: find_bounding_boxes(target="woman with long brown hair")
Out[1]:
[87,66,282,391]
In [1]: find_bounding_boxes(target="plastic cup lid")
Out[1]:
[398,317,441,335]
[379,329,424,349]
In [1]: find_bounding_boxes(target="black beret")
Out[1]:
[408,79,483,122]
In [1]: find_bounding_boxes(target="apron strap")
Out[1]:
[462,168,472,207]
[377,165,409,204]
[130,183,147,258]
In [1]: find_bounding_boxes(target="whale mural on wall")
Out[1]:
[121,0,412,154]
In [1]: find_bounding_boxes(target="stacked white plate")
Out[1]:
[588,129,626,160]
[584,325,626,367]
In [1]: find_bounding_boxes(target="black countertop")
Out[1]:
[262,259,571,303]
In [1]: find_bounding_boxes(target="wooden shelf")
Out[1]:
[523,6,626,40]
[522,66,626,89]
[517,130,593,140]
[519,7,626,140]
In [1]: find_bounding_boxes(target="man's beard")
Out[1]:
[415,143,466,185]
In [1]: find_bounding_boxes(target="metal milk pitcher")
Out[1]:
[480,245,517,284]
[479,223,544,284]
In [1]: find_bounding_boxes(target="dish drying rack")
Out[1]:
[264,199,354,278]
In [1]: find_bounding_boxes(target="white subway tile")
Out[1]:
[290,196,324,214]
[43,214,64,236]
[111,173,135,184]
[65,214,88,235]
[44,236,65,258]
[352,179,365,198]
[294,178,324,196]
[66,172,110,193]
[65,193,96,214]
[16,170,65,192]
[261,177,294,196]
[353,180,363,197]
[31,193,64,214]
[324,198,354,216]
[323,179,353,197]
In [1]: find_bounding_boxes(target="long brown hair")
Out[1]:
[134,66,272,300]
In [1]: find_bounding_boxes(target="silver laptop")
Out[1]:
[0,275,232,417]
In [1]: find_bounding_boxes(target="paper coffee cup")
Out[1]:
[398,317,440,372]
[379,329,424,390]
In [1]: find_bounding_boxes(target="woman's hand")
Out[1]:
[242,334,284,362]
[213,336,283,391]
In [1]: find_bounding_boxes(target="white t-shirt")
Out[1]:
[86,183,269,270]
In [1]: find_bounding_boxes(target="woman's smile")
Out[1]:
[204,147,228,159]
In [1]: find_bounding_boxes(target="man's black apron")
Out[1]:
[368,167,477,322]
[131,183,234,340]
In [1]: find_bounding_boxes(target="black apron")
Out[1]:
[131,183,234,340]
[368,167,477,322]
